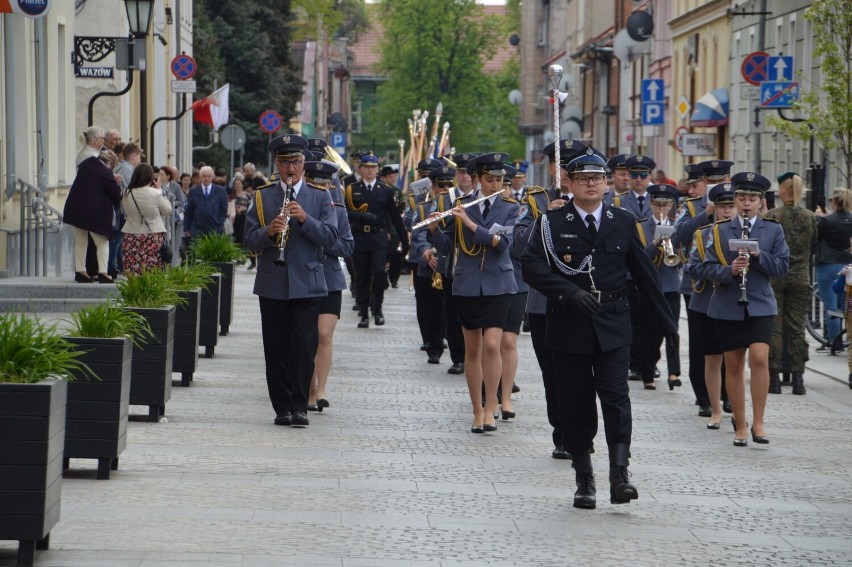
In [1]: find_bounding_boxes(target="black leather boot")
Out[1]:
[768,372,782,394]
[373,305,385,326]
[357,308,369,328]
[609,443,638,504]
[571,451,596,509]
[791,372,806,395]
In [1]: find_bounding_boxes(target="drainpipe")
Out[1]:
[35,18,48,193]
[4,16,16,203]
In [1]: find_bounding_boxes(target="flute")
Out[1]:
[410,194,491,231]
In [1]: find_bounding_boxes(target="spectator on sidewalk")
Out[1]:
[815,187,852,348]
[122,164,172,276]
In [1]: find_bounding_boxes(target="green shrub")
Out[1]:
[164,263,216,292]
[65,302,153,347]
[0,314,91,384]
[116,268,187,309]
[186,232,245,263]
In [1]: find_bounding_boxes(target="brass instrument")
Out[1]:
[658,213,680,267]
[324,146,352,176]
[411,194,491,231]
[737,227,750,306]
[430,248,443,290]
[274,176,294,266]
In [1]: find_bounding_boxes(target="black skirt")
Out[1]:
[694,311,724,355]
[318,290,342,318]
[457,294,512,331]
[503,292,528,334]
[713,315,774,351]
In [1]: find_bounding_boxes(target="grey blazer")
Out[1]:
[243,180,339,300]
[323,194,355,293]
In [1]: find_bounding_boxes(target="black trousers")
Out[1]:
[413,274,444,357]
[639,292,681,380]
[387,234,404,285]
[353,247,389,312]
[684,294,711,406]
[442,276,465,364]
[258,296,321,415]
[529,313,561,448]
[628,286,642,372]
[552,344,631,456]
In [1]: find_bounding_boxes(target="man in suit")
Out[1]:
[346,153,410,328]
[521,148,677,510]
[183,165,228,240]
[243,135,339,427]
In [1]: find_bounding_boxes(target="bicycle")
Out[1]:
[805,284,848,355]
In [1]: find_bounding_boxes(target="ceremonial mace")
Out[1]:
[548,64,563,193]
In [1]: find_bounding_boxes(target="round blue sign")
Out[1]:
[171,55,197,80]
[259,110,282,134]
[17,0,51,17]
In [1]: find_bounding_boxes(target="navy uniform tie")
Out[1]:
[586,214,597,239]
[637,195,645,213]
[482,199,491,220]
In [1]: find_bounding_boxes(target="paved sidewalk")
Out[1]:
[2,270,852,566]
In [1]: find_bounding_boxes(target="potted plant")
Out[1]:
[186,233,245,336]
[116,269,184,422]
[0,314,89,566]
[163,264,214,385]
[63,303,152,479]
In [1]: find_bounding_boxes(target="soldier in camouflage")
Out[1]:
[764,172,818,395]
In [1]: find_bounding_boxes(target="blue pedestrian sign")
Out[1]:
[759,81,799,109]
[642,79,664,102]
[768,56,794,81]
[331,132,346,148]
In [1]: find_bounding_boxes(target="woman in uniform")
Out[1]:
[690,172,789,446]
[427,152,519,433]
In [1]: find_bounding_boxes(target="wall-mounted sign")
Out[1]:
[681,133,717,156]
[75,66,114,79]
[0,0,51,18]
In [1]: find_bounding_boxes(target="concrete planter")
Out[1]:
[172,289,201,386]
[211,261,236,336]
[198,273,221,358]
[124,306,175,422]
[62,337,131,479]
[0,379,67,566]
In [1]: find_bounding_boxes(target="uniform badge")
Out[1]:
[606,210,614,219]
[563,254,572,263]
[519,204,529,219]
[746,172,755,181]
[675,206,686,222]
[282,135,290,144]
[706,233,714,248]
[565,212,575,222]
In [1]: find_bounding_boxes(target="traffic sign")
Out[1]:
[258,109,282,134]
[642,102,664,125]
[741,51,769,86]
[760,81,799,108]
[740,85,761,100]
[674,126,689,153]
[642,79,664,102]
[768,55,793,81]
[220,124,246,151]
[331,132,347,148]
[170,79,196,93]
[170,54,197,80]
[676,96,691,120]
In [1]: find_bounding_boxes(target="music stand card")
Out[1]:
[654,225,675,240]
[728,239,759,253]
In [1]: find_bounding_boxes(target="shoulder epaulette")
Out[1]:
[685,196,701,202]
[458,192,475,201]
[307,183,327,191]
[763,217,781,223]
[527,186,546,194]
[502,196,518,204]
[714,218,732,225]
[257,181,276,191]
[697,223,714,231]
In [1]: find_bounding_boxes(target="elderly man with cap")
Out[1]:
[603,154,631,205]
[685,182,740,429]
[690,172,789,446]
[345,152,409,328]
[635,184,682,391]
[522,147,677,509]
[426,152,519,434]
[243,134,339,427]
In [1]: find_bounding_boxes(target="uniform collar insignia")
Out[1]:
[565,212,575,222]
[606,209,614,219]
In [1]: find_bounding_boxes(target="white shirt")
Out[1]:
[280,178,305,199]
[738,214,758,232]
[575,203,603,231]
[479,192,499,216]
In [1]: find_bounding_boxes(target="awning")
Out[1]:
[691,88,729,127]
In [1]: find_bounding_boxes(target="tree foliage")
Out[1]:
[361,0,523,160]
[192,0,303,172]
[767,0,852,184]
[291,0,370,41]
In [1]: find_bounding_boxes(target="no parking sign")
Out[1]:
[258,110,283,134]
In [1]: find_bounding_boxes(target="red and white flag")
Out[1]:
[192,84,230,131]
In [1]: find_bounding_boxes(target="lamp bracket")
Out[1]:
[73,36,123,69]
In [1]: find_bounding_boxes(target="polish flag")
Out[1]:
[192,84,230,131]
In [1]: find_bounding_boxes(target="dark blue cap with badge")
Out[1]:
[269,134,309,157]
[359,152,380,166]
[417,158,441,172]
[503,164,516,179]
[732,171,771,195]
[467,152,509,176]
[606,153,631,172]
[512,160,528,175]
[542,139,586,164]
[625,154,656,172]
[565,147,607,175]
[307,138,327,151]
[380,164,399,177]
[451,153,477,170]
[304,159,340,181]
[307,150,325,162]
[708,182,735,204]
[350,148,370,160]
[428,165,456,182]
[684,162,705,182]
[647,184,678,201]
[697,159,733,179]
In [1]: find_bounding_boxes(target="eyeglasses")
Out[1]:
[572,174,606,186]
[630,172,650,179]
[276,158,303,168]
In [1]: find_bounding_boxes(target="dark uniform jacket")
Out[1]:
[521,201,676,354]
[345,179,408,253]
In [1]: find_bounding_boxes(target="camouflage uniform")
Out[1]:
[764,203,818,372]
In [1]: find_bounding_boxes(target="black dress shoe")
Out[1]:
[291,411,309,427]
[643,381,656,390]
[358,316,369,328]
[317,398,330,413]
[551,447,572,460]
[698,405,712,417]
[722,400,732,413]
[74,271,94,283]
[307,404,319,412]
[706,421,721,430]
[447,363,464,375]
[667,377,682,390]
[653,367,661,378]
[628,370,640,381]
[274,412,292,426]
[511,383,520,393]
[420,343,430,351]
[470,423,484,434]
[352,304,360,310]
[483,421,497,432]
[501,410,515,421]
[427,355,440,364]
[374,314,385,326]
[391,282,399,288]
[750,427,769,444]
[97,273,114,284]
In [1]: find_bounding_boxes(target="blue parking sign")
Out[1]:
[642,102,664,125]
[331,133,346,148]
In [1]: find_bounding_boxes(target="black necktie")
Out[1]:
[743,219,751,238]
[482,199,491,220]
[366,183,373,192]
[586,214,597,239]
[637,195,645,213]
[204,186,210,197]
[514,192,521,201]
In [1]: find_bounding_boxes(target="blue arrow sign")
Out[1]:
[759,81,799,108]
[642,79,664,102]
[642,102,664,125]
[768,56,793,81]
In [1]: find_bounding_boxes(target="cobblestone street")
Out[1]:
[2,268,852,566]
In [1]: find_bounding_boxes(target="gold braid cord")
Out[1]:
[345,184,368,213]
[691,229,706,294]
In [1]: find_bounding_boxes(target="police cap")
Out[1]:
[467,152,510,176]
[269,134,309,157]
[625,154,656,172]
[732,172,771,195]
[698,159,734,179]
[708,182,735,204]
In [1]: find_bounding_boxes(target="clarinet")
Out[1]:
[737,226,750,307]
[274,176,294,266]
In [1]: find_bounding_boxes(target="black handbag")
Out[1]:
[129,188,173,264]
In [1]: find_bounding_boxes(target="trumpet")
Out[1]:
[411,194,491,231]
[274,176,294,266]
[737,227,750,306]
[658,213,680,267]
